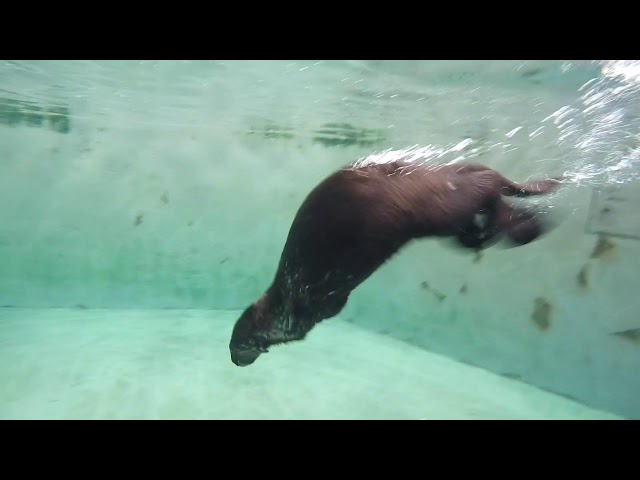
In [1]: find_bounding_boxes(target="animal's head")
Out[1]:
[228,302,273,366]
[228,294,315,367]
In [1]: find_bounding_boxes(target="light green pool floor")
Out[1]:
[0,308,621,420]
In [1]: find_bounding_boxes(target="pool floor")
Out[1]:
[0,308,621,420]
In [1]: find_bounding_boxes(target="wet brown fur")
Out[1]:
[229,160,561,366]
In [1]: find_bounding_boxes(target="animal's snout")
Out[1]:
[230,347,263,367]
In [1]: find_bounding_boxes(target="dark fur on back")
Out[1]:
[229,160,561,366]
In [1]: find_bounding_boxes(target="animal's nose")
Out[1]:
[230,348,261,367]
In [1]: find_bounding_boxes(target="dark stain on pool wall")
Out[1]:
[590,235,616,260]
[0,97,71,134]
[576,264,589,290]
[420,281,447,303]
[531,297,552,331]
[247,123,295,140]
[611,328,640,345]
[312,123,386,148]
[246,120,386,148]
[521,67,544,78]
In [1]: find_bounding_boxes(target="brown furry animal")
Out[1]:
[229,160,561,366]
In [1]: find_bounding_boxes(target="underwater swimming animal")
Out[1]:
[229,159,561,366]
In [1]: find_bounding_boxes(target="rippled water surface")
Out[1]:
[2,60,639,186]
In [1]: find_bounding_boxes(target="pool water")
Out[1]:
[0,60,638,419]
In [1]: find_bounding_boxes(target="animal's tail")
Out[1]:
[453,162,563,198]
[499,174,564,246]
[500,176,563,197]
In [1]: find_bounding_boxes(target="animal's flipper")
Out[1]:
[454,201,559,251]
[498,203,560,247]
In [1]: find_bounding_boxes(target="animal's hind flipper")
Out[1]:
[499,205,559,247]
